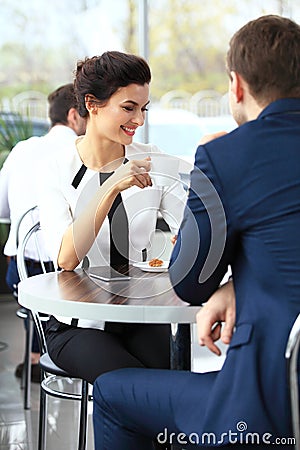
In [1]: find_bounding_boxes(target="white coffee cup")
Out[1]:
[150,155,180,186]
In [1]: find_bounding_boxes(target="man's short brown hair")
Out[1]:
[48,83,77,127]
[226,15,300,105]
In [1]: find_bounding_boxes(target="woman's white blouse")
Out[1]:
[39,141,188,328]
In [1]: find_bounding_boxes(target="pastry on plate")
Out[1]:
[148,258,164,267]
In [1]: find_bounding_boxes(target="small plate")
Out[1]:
[133,261,169,272]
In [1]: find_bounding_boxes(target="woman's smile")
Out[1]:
[120,125,137,136]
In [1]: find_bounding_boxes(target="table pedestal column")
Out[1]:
[170,323,191,371]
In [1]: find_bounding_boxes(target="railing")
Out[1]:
[0,91,48,119]
[1,89,230,120]
[160,89,230,116]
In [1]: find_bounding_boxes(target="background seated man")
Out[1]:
[0,83,86,381]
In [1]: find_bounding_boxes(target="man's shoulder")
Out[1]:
[11,135,42,152]
[199,118,270,160]
[193,120,270,187]
[3,136,43,167]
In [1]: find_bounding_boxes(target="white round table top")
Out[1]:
[18,267,199,324]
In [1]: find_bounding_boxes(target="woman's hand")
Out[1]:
[171,235,177,245]
[198,131,228,145]
[111,157,152,192]
[196,279,236,356]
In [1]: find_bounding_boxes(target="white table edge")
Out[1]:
[18,277,199,324]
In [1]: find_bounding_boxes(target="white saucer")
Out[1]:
[132,261,169,273]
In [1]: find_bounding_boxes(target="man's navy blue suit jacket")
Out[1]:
[169,98,300,443]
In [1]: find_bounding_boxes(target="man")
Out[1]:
[0,83,86,382]
[92,15,300,449]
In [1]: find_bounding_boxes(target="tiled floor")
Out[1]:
[0,295,95,450]
[0,294,226,450]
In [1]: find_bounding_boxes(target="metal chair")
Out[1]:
[285,313,300,450]
[15,205,51,410]
[17,221,90,450]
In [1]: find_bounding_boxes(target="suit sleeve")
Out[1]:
[169,144,236,305]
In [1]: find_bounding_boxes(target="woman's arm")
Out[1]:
[58,158,152,270]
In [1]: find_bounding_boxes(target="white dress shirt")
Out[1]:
[0,125,78,260]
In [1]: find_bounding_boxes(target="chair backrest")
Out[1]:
[285,313,300,448]
[16,205,38,248]
[16,204,53,280]
[16,220,49,280]
[16,205,52,263]
[16,220,54,354]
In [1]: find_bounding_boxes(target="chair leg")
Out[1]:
[78,380,88,450]
[38,383,47,450]
[288,343,300,450]
[24,315,33,409]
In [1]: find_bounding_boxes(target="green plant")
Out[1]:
[0,150,10,170]
[0,112,33,169]
[0,222,9,245]
[0,112,36,249]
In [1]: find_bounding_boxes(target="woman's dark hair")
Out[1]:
[74,51,151,117]
[226,15,300,105]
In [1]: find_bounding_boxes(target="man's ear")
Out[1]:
[230,71,244,103]
[67,107,78,126]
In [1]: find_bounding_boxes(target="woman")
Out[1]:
[39,51,187,384]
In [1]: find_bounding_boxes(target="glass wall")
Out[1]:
[0,0,299,156]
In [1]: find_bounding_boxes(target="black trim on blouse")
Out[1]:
[71,159,130,268]
[71,164,87,189]
[99,171,129,269]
